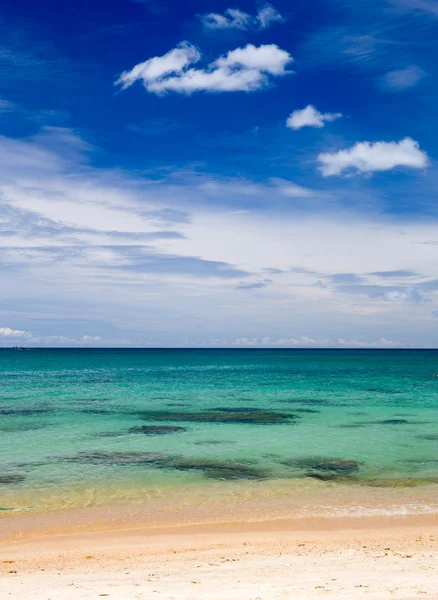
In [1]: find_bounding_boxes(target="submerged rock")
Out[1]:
[164,457,269,481]
[0,408,50,416]
[128,425,187,435]
[305,472,353,483]
[69,451,268,481]
[69,451,167,465]
[282,457,360,474]
[136,409,295,425]
[0,474,25,484]
[376,419,411,425]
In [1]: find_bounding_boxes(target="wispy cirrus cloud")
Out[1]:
[318,138,429,176]
[379,65,426,90]
[232,335,403,348]
[116,42,293,94]
[286,105,342,130]
[199,4,284,31]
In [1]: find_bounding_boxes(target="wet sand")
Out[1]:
[1,511,437,599]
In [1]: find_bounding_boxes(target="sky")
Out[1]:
[1,0,438,348]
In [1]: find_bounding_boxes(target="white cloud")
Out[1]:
[232,336,402,347]
[337,337,401,348]
[82,335,102,341]
[200,8,253,30]
[381,66,426,91]
[116,43,293,95]
[318,137,429,176]
[286,105,342,130]
[200,4,284,31]
[0,327,30,337]
[256,4,285,28]
[116,42,201,90]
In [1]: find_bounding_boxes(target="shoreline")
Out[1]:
[2,497,438,542]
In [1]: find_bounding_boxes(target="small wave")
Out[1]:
[0,505,39,512]
[298,503,438,518]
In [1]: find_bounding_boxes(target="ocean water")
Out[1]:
[1,349,438,519]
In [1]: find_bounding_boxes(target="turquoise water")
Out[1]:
[1,349,438,516]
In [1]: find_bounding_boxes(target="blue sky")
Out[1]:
[1,0,438,347]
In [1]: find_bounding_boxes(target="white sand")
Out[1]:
[1,516,438,599]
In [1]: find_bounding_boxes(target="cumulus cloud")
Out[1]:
[82,335,102,341]
[116,42,293,94]
[200,4,284,31]
[380,66,426,91]
[286,105,342,130]
[0,327,30,337]
[116,42,201,90]
[318,137,429,176]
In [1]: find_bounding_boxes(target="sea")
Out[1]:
[1,349,438,522]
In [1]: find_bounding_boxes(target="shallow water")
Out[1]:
[1,349,438,517]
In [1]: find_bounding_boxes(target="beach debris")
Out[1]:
[136,409,296,425]
[0,474,26,484]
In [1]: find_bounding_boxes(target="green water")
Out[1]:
[1,349,438,515]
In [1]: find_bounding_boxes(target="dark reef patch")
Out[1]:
[0,474,26,484]
[294,408,321,414]
[136,409,296,425]
[128,425,187,435]
[162,457,269,481]
[417,434,438,441]
[67,451,268,481]
[282,457,360,475]
[68,451,167,465]
[0,408,50,416]
[376,419,411,425]
[194,440,231,445]
[0,423,48,433]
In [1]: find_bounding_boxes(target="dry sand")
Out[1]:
[1,513,438,599]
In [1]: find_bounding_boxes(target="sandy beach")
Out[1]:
[1,511,437,599]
